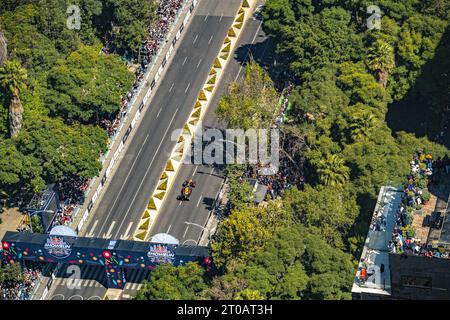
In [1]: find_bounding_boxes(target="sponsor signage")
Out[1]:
[44,235,72,259]
[147,244,176,265]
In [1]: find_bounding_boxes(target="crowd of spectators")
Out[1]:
[101,0,185,138]
[0,263,42,300]
[388,152,450,259]
[242,158,305,201]
[52,177,90,227]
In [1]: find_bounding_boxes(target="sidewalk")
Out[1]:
[71,0,197,235]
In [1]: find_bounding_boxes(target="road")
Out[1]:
[149,8,277,246]
[46,0,276,300]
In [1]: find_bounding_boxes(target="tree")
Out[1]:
[225,165,254,209]
[44,45,134,124]
[211,225,354,300]
[0,60,27,137]
[31,214,44,233]
[283,185,359,248]
[0,261,22,284]
[211,201,292,270]
[94,0,158,57]
[217,61,279,130]
[266,7,363,78]
[235,289,265,300]
[366,39,395,88]
[345,106,379,142]
[0,139,44,196]
[315,153,350,187]
[16,115,107,182]
[133,262,207,300]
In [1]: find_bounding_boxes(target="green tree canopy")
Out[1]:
[134,262,207,300]
[217,61,279,130]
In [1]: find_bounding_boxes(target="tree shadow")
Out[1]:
[386,25,450,148]
[201,197,216,211]
[233,35,282,86]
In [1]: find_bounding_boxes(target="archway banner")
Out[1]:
[1,231,210,289]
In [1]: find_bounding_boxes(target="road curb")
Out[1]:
[133,0,257,241]
[73,0,198,236]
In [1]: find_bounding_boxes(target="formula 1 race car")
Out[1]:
[177,180,196,201]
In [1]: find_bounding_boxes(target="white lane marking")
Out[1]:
[192,165,198,176]
[182,56,187,65]
[208,35,213,45]
[167,224,172,234]
[86,220,98,237]
[219,13,223,22]
[120,222,134,240]
[96,133,150,235]
[193,34,198,44]
[196,195,202,207]
[235,21,263,82]
[117,108,179,236]
[183,225,189,238]
[204,13,209,21]
[156,108,162,118]
[196,58,202,69]
[103,221,116,238]
[178,201,183,206]
[185,82,191,93]
[169,83,174,92]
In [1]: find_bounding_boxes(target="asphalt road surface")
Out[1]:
[47,0,276,300]
[149,8,277,246]
[80,0,243,242]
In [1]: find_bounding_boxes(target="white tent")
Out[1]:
[49,225,77,237]
[150,233,179,245]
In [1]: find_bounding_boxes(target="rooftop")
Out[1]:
[352,186,403,296]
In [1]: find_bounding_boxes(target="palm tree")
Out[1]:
[316,154,350,187]
[349,111,378,141]
[0,60,27,137]
[366,39,395,88]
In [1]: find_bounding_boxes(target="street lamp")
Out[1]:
[184,221,215,244]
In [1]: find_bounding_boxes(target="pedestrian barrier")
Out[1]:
[74,0,197,234]
[133,0,257,241]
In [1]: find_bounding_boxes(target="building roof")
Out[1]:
[352,186,403,296]
[435,194,450,248]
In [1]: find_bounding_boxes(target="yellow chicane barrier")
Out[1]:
[132,0,257,241]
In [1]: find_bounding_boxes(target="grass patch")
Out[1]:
[147,198,156,210]
[207,74,216,84]
[135,231,147,240]
[139,219,150,230]
[214,57,222,68]
[154,191,165,200]
[199,90,207,101]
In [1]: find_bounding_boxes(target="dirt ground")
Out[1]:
[0,207,25,240]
